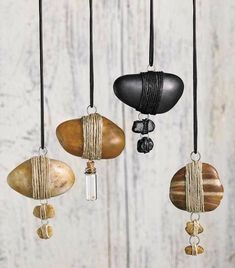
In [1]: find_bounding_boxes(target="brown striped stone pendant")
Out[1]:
[169,160,224,255]
[170,162,224,212]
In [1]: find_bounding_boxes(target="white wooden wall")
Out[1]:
[0,0,234,267]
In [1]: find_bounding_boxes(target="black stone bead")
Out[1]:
[132,119,155,135]
[137,137,154,154]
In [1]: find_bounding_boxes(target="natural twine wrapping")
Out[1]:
[31,156,51,200]
[192,220,200,236]
[185,161,205,213]
[82,113,103,160]
[192,244,198,256]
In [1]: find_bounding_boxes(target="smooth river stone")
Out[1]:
[185,221,203,236]
[132,119,155,135]
[185,245,204,256]
[37,224,53,239]
[113,72,184,114]
[7,158,75,199]
[56,115,125,159]
[33,204,55,220]
[137,137,154,153]
[169,163,224,212]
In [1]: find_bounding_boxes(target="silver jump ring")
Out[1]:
[40,199,48,205]
[147,65,156,71]
[87,105,97,115]
[189,235,200,246]
[38,147,48,156]
[41,219,49,226]
[190,151,201,162]
[138,113,150,120]
[190,212,200,222]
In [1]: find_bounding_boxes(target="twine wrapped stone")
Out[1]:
[82,113,103,160]
[170,163,224,212]
[185,161,204,213]
[31,156,51,200]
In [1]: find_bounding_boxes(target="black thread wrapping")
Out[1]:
[138,72,163,115]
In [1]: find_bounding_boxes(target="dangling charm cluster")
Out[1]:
[85,160,97,201]
[33,202,55,239]
[184,160,205,255]
[132,115,155,154]
[82,112,102,201]
[185,213,204,256]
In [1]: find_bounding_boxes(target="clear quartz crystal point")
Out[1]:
[85,160,97,201]
[85,173,97,201]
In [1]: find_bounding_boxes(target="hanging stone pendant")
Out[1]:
[85,161,98,201]
[114,72,184,115]
[114,71,183,154]
[132,115,155,154]
[169,158,224,255]
[57,113,125,201]
[169,162,224,212]
[56,114,125,159]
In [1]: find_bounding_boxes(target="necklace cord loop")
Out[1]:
[89,0,94,108]
[39,0,45,149]
[149,0,154,67]
[193,0,198,154]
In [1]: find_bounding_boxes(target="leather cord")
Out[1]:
[149,0,154,67]
[193,0,198,154]
[39,0,45,149]
[89,0,94,107]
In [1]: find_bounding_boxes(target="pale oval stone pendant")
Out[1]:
[7,158,75,198]
[7,156,75,239]
[6,0,76,240]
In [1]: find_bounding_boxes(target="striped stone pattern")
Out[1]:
[169,163,224,212]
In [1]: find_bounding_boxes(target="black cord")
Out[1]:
[149,0,154,67]
[89,0,94,107]
[193,0,198,154]
[39,0,45,149]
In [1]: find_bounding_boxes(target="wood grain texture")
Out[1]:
[0,0,234,267]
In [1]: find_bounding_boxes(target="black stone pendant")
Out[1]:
[113,71,184,115]
[137,137,154,154]
[132,119,155,135]
[113,71,184,154]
